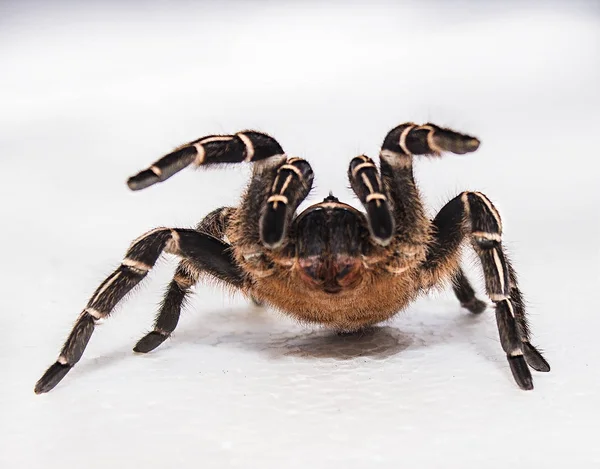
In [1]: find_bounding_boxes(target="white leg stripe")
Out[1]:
[489,293,509,301]
[268,194,288,203]
[366,193,386,202]
[461,192,471,219]
[280,164,304,178]
[193,143,206,165]
[268,192,288,210]
[150,165,162,176]
[379,149,402,159]
[505,298,516,318]
[379,149,412,168]
[351,161,376,177]
[57,355,68,365]
[271,174,280,192]
[237,132,255,162]
[472,231,502,242]
[85,307,104,319]
[418,125,443,154]
[492,248,506,294]
[198,136,234,144]
[399,125,416,155]
[122,258,151,272]
[472,192,503,232]
[268,194,288,206]
[131,227,168,246]
[361,173,375,194]
[279,174,293,195]
[90,272,121,306]
[165,230,181,254]
[509,349,523,357]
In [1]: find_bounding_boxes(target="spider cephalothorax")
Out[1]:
[35,123,550,393]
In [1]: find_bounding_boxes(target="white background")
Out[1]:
[1,1,599,467]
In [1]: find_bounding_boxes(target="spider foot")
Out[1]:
[508,355,534,391]
[133,330,169,353]
[34,362,72,394]
[462,297,487,314]
[523,342,551,372]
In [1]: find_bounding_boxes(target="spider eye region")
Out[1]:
[298,255,362,294]
[294,203,367,294]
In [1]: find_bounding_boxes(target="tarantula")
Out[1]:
[35,122,550,394]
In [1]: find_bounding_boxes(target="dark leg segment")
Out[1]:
[348,155,394,244]
[133,261,198,353]
[35,228,243,394]
[506,265,550,373]
[260,157,314,248]
[378,123,480,248]
[127,131,285,191]
[383,122,480,157]
[195,206,235,239]
[228,156,313,252]
[426,191,549,390]
[134,206,237,353]
[451,268,487,314]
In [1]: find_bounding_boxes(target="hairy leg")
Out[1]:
[378,122,480,248]
[134,206,241,353]
[425,191,549,390]
[451,268,487,314]
[127,131,285,191]
[35,228,243,394]
[348,155,395,245]
[229,156,314,259]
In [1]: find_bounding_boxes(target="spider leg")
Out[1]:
[133,260,199,353]
[260,157,314,248]
[378,123,480,247]
[134,206,240,353]
[451,268,487,314]
[505,265,550,373]
[35,228,243,394]
[230,156,314,254]
[424,192,549,390]
[348,155,395,244]
[127,131,285,191]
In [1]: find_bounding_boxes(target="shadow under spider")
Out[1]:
[70,302,491,381]
[173,304,478,360]
[266,327,414,360]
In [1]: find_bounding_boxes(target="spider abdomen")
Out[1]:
[251,269,420,331]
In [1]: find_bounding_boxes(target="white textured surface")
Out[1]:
[1,1,599,467]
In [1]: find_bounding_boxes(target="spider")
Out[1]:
[35,122,550,394]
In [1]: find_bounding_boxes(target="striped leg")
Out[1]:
[378,123,480,247]
[506,265,550,373]
[229,156,313,254]
[348,155,395,245]
[134,206,237,353]
[127,130,285,191]
[260,157,314,248]
[426,191,549,390]
[34,228,243,394]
